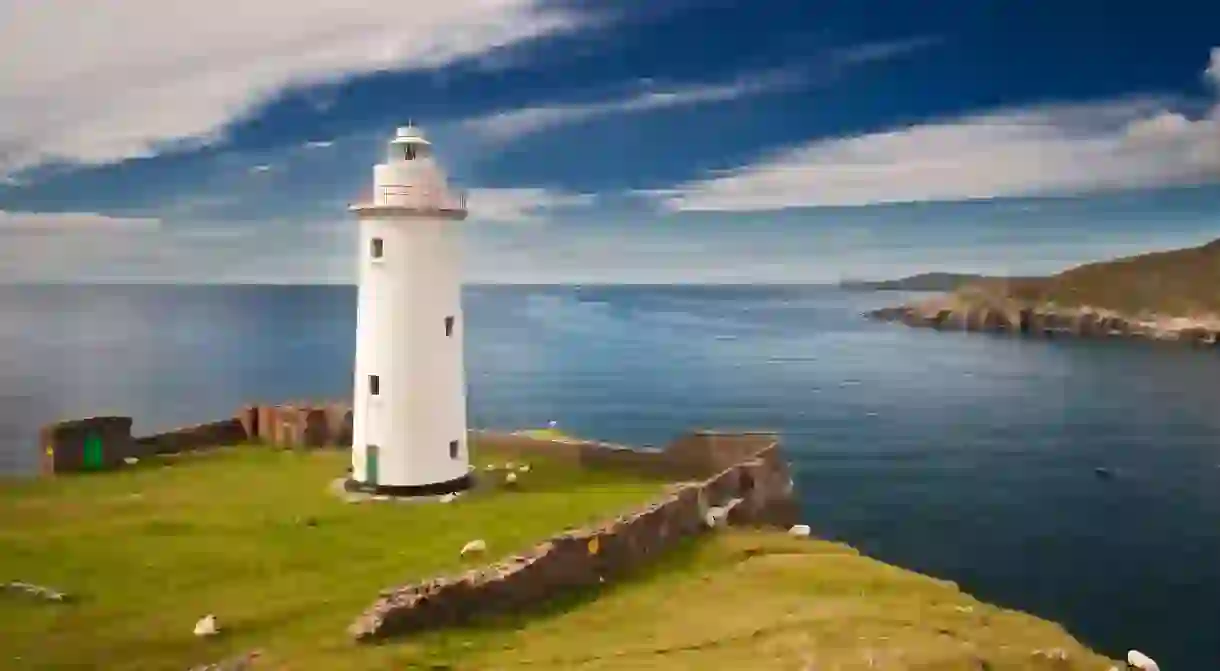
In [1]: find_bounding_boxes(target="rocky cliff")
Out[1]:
[868,291,1220,347]
[867,237,1220,348]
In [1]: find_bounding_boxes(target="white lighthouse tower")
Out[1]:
[346,123,470,495]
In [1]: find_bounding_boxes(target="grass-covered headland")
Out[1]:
[1,441,1119,670]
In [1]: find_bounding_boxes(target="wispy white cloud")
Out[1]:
[0,1,588,178]
[0,186,596,283]
[0,210,161,231]
[468,188,596,223]
[4,189,1219,285]
[461,36,939,143]
[828,36,942,66]
[646,48,1220,211]
[302,140,335,149]
[463,69,802,141]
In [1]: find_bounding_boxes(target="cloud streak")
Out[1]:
[461,36,940,143]
[0,210,161,232]
[0,1,587,178]
[828,36,942,66]
[463,69,803,141]
[468,188,596,223]
[648,48,1220,211]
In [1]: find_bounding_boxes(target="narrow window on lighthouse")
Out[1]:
[449,440,460,459]
[444,315,455,337]
[368,374,380,396]
[370,237,384,259]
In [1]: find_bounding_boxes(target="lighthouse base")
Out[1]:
[342,474,473,498]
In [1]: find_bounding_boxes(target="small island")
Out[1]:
[867,237,1220,346]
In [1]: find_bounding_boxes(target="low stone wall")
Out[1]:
[348,435,798,642]
[134,419,248,455]
[37,402,358,475]
[247,401,352,447]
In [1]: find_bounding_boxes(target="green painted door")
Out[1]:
[83,433,104,471]
[366,445,379,485]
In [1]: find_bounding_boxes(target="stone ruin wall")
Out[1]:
[38,402,786,480]
[38,402,352,475]
[348,435,799,642]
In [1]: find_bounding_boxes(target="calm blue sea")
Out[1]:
[1,283,1218,667]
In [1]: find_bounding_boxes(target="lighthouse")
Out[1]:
[345,124,470,496]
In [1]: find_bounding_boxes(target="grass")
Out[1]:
[965,237,1220,317]
[366,532,1119,670]
[0,442,669,670]
[516,427,580,442]
[0,444,1118,670]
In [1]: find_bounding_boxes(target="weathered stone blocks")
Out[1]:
[347,432,796,642]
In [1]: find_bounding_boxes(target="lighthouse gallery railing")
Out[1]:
[367,185,467,211]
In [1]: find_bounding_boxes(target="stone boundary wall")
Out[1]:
[37,402,353,475]
[36,404,793,492]
[348,436,799,642]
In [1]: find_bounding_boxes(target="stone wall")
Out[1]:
[134,419,248,455]
[348,434,798,642]
[37,402,357,474]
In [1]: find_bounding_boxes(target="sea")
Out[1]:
[1,283,1217,668]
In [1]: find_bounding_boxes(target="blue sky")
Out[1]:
[1,0,1219,284]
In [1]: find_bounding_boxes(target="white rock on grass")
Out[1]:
[4,581,68,602]
[438,493,458,504]
[123,456,139,466]
[193,614,219,637]
[505,461,516,470]
[704,506,730,528]
[517,463,531,473]
[505,472,518,486]
[460,539,487,557]
[1127,650,1160,671]
[788,524,812,537]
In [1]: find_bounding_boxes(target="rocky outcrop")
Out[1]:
[869,300,1220,348]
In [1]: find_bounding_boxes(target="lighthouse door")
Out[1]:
[365,444,379,485]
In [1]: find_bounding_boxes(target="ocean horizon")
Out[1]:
[1,282,1217,668]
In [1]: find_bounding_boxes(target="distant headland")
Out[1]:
[866,237,1220,347]
[840,272,1036,293]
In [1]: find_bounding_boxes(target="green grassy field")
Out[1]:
[0,443,669,670]
[418,531,1119,671]
[1,443,1118,670]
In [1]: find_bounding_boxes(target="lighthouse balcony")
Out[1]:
[351,185,468,214]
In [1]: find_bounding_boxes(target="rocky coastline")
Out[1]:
[868,296,1220,348]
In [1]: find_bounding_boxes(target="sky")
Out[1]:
[1,0,1219,284]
